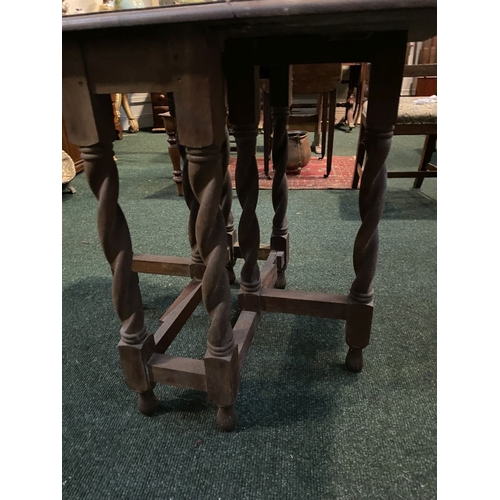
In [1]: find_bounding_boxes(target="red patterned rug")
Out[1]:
[228,156,356,189]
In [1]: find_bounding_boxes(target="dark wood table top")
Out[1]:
[62,0,436,42]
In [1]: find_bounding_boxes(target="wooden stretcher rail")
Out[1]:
[132,254,192,277]
[148,353,207,392]
[259,288,350,319]
[387,171,437,178]
[159,279,202,322]
[233,311,260,365]
[260,250,281,289]
[154,280,203,352]
[233,243,271,261]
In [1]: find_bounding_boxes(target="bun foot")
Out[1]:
[275,271,286,289]
[217,406,238,432]
[345,347,364,372]
[226,265,236,285]
[138,390,159,416]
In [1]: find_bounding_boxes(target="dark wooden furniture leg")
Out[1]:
[312,93,322,153]
[220,127,237,284]
[226,45,262,296]
[324,89,337,178]
[413,133,437,188]
[346,33,407,371]
[160,111,183,197]
[269,65,291,289]
[62,43,158,415]
[320,91,328,160]
[354,63,368,126]
[173,42,238,431]
[351,120,366,189]
[263,90,272,179]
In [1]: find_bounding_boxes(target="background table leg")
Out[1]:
[226,48,262,294]
[269,65,291,289]
[220,129,237,285]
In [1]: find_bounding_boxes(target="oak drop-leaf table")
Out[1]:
[62,0,437,431]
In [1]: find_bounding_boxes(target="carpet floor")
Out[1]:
[227,155,356,189]
[62,128,437,499]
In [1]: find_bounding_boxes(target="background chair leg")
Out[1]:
[413,134,437,188]
[324,89,337,178]
[320,92,328,160]
[351,121,366,188]
[263,91,272,179]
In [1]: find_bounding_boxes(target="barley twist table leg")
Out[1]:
[351,130,392,301]
[233,124,261,292]
[160,112,183,197]
[220,128,237,284]
[81,142,158,415]
[271,105,290,289]
[345,33,407,372]
[186,145,238,431]
[345,129,391,371]
[179,146,204,277]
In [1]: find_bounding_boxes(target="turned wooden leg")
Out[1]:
[179,145,203,278]
[413,134,437,189]
[263,90,272,179]
[220,127,237,284]
[174,37,238,430]
[186,145,238,431]
[111,94,124,140]
[346,91,356,131]
[324,89,337,178]
[312,93,322,153]
[160,112,183,197]
[81,139,158,414]
[62,40,158,414]
[121,93,139,133]
[320,91,328,160]
[269,66,291,289]
[353,63,368,126]
[346,33,407,372]
[351,120,366,189]
[226,54,262,294]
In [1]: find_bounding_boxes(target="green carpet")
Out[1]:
[62,128,436,499]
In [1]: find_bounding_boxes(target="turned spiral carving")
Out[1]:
[220,128,233,235]
[186,145,233,349]
[270,104,290,291]
[81,143,146,345]
[180,146,202,265]
[350,129,393,302]
[233,124,261,292]
[271,107,290,241]
[220,129,236,283]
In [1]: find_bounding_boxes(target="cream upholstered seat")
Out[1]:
[353,63,437,189]
[396,97,437,125]
[362,96,437,126]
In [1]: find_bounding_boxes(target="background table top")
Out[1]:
[62,0,437,42]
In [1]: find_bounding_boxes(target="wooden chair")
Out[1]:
[262,63,343,178]
[159,92,183,197]
[351,62,437,189]
[335,63,369,132]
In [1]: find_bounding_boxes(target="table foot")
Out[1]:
[217,405,238,432]
[275,271,287,289]
[226,266,236,285]
[345,347,364,372]
[138,389,159,416]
